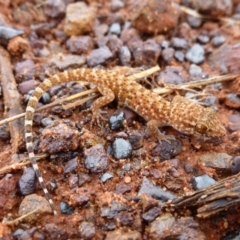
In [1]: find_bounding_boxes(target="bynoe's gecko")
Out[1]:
[24,68,226,215]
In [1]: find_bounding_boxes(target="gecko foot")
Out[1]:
[89,109,108,130]
[157,134,176,144]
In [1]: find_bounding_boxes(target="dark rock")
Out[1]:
[78,173,92,186]
[142,207,161,222]
[152,139,182,160]
[174,50,185,62]
[112,138,133,159]
[184,163,194,173]
[107,35,123,56]
[101,172,114,183]
[45,223,68,239]
[87,46,113,67]
[105,222,116,230]
[18,168,36,195]
[225,93,240,109]
[60,201,75,215]
[171,37,188,49]
[63,157,78,174]
[162,48,174,63]
[230,156,240,174]
[41,117,54,127]
[84,144,108,173]
[101,201,127,219]
[115,211,133,226]
[68,175,78,189]
[129,132,143,150]
[119,45,131,66]
[14,59,35,83]
[43,0,66,18]
[115,183,131,194]
[136,177,175,201]
[192,174,216,190]
[69,188,90,206]
[79,221,96,240]
[66,36,94,54]
[0,124,10,140]
[109,110,125,130]
[39,120,80,154]
[186,44,205,64]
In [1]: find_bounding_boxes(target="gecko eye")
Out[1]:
[194,123,208,134]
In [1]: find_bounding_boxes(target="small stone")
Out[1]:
[197,34,210,44]
[84,144,108,173]
[186,44,205,64]
[60,201,75,215]
[14,59,35,83]
[78,173,92,186]
[18,168,36,196]
[111,0,124,11]
[45,223,68,239]
[0,124,10,140]
[192,174,216,190]
[68,175,78,189]
[115,183,131,194]
[43,0,66,18]
[184,163,194,173]
[212,35,226,47]
[152,139,182,160]
[171,37,188,49]
[41,117,53,127]
[162,48,174,63]
[101,173,114,183]
[109,23,121,35]
[189,64,203,79]
[19,194,52,221]
[112,138,133,159]
[119,45,131,66]
[18,80,39,95]
[105,228,142,240]
[66,36,94,54]
[174,50,185,62]
[87,46,113,67]
[205,96,217,106]
[107,34,123,56]
[187,15,202,28]
[228,114,240,132]
[142,207,161,222]
[0,26,24,42]
[115,211,133,226]
[129,132,143,150]
[230,156,240,174]
[225,93,240,109]
[101,201,127,219]
[136,177,175,201]
[161,40,170,49]
[64,2,96,36]
[63,157,78,174]
[79,221,96,240]
[109,111,125,130]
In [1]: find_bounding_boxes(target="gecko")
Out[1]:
[24,68,226,215]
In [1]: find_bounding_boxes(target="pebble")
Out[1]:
[225,93,240,109]
[87,46,113,67]
[66,36,94,54]
[109,22,121,35]
[14,59,35,83]
[101,172,114,183]
[84,144,108,173]
[111,0,124,11]
[0,26,24,43]
[162,48,174,63]
[0,124,10,140]
[18,167,36,195]
[39,120,80,154]
[197,34,210,44]
[112,138,133,159]
[171,37,188,49]
[40,117,53,127]
[63,157,78,174]
[161,40,170,49]
[115,183,131,194]
[79,221,96,240]
[45,223,68,239]
[187,15,203,28]
[18,80,38,95]
[107,34,123,55]
[136,177,175,201]
[230,156,240,174]
[142,207,161,222]
[228,114,240,132]
[174,50,185,62]
[105,229,141,240]
[41,92,51,104]
[109,110,125,130]
[69,188,90,206]
[132,39,161,66]
[101,201,127,218]
[152,139,182,160]
[189,64,203,79]
[19,194,52,221]
[115,211,133,226]
[186,44,205,64]
[131,0,179,34]
[184,163,194,173]
[157,66,185,85]
[68,175,78,189]
[47,54,86,70]
[205,96,216,106]
[78,172,92,186]
[212,35,226,47]
[60,201,75,215]
[43,0,66,18]
[199,153,232,171]
[119,45,131,66]
[129,132,143,150]
[64,2,96,36]
[192,174,216,190]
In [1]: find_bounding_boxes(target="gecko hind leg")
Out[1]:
[146,120,175,143]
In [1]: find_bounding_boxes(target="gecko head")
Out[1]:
[193,107,226,138]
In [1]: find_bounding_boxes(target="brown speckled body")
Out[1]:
[25,68,226,215]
